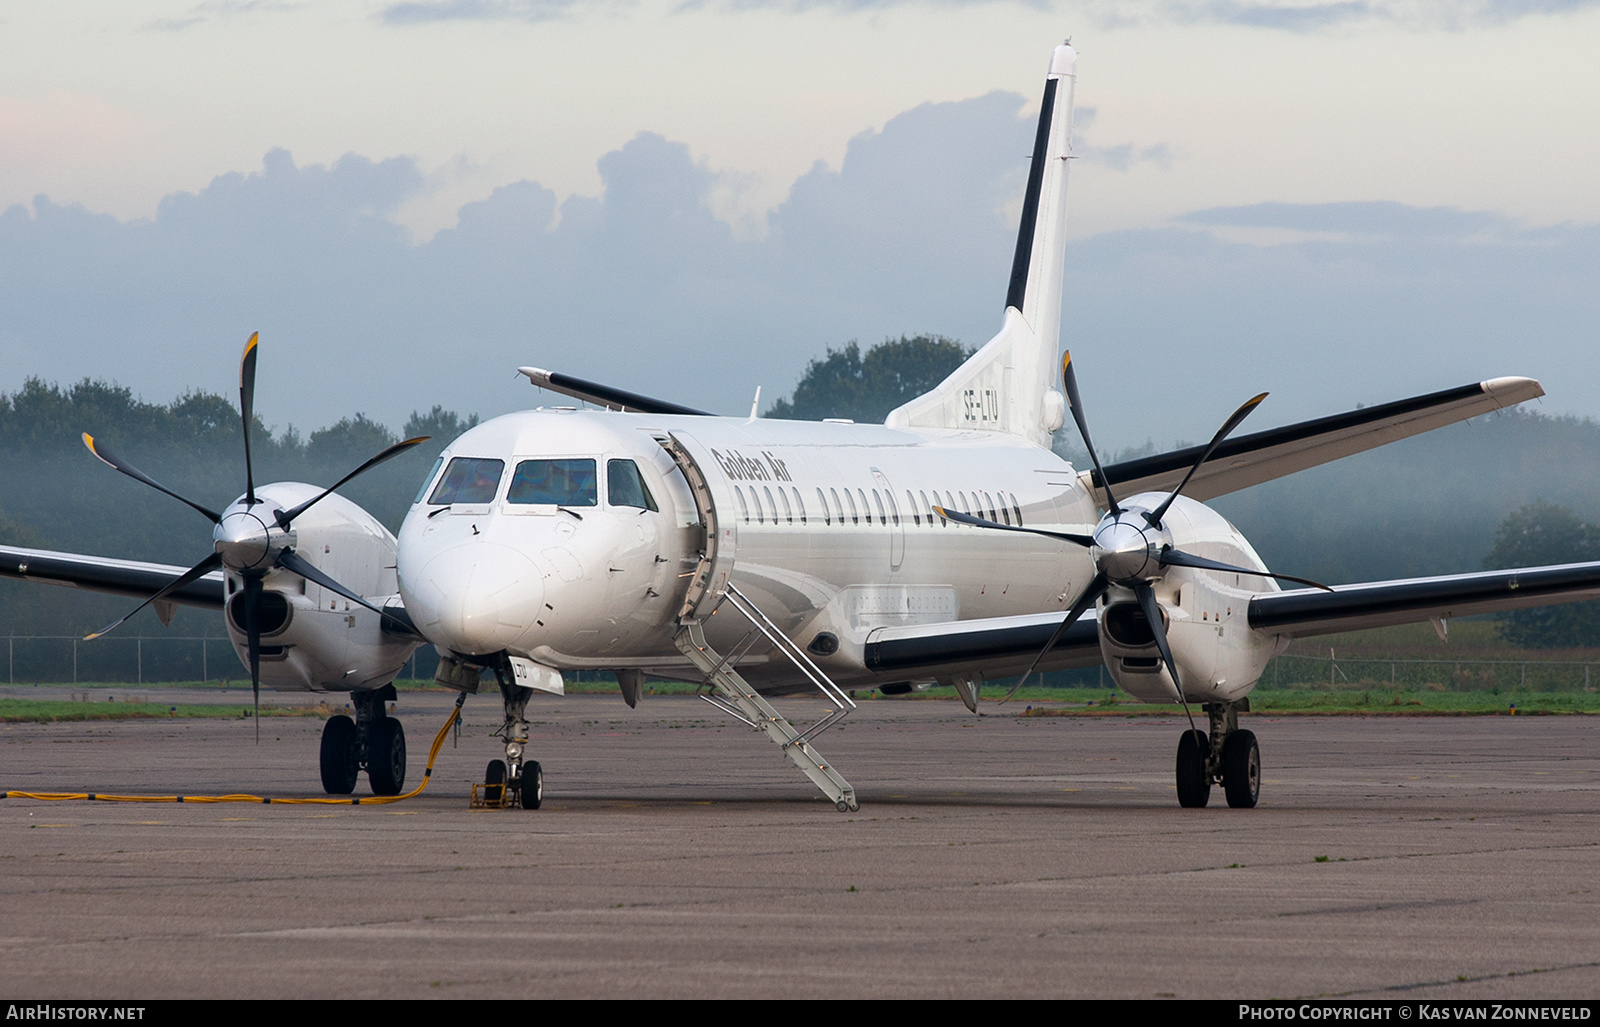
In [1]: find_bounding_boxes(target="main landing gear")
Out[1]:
[1174,699,1259,809]
[319,684,407,796]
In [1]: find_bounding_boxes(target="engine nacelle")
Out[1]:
[1097,494,1288,705]
[222,482,421,692]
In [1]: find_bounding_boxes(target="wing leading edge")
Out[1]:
[1249,561,1600,638]
[864,611,1102,677]
[0,545,226,609]
[1088,377,1542,504]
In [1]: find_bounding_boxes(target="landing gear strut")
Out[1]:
[318,685,406,796]
[1172,699,1258,809]
[493,663,542,810]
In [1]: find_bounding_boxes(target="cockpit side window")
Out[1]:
[508,459,598,506]
[414,457,445,504]
[427,457,505,505]
[607,459,658,511]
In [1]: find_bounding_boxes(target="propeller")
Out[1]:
[939,351,1329,709]
[82,332,429,738]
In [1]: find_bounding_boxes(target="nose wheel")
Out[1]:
[491,664,542,810]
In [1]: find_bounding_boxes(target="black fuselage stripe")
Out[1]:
[1005,77,1058,315]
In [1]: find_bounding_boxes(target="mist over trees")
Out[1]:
[1481,501,1600,647]
[8,345,1600,651]
[0,378,474,636]
[764,336,972,422]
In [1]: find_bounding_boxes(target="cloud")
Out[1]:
[0,94,1596,456]
[380,0,622,22]
[655,0,1600,30]
[1180,201,1504,238]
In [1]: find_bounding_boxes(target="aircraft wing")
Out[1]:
[517,367,712,416]
[1249,560,1600,638]
[1087,377,1542,503]
[0,544,225,609]
[865,610,1103,678]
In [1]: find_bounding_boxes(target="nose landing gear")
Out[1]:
[1172,699,1258,809]
[485,667,542,810]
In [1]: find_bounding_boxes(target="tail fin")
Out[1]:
[886,43,1076,447]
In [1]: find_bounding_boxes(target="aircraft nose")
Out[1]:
[404,543,544,655]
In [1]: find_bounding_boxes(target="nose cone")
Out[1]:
[402,543,544,655]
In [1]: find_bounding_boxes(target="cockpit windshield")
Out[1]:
[427,457,505,505]
[507,459,598,506]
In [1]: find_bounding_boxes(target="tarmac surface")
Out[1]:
[2,687,1597,1000]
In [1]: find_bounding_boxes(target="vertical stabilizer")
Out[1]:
[886,43,1076,447]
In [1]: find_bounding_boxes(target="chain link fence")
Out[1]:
[1264,653,1598,692]
[0,635,441,685]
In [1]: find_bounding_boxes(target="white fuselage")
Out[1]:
[396,408,1289,702]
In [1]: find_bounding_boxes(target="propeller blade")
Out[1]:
[1144,392,1267,528]
[999,571,1108,703]
[242,573,262,745]
[933,505,1093,547]
[84,552,223,640]
[1158,547,1333,592]
[82,434,222,525]
[240,331,259,507]
[1061,351,1120,516]
[276,548,411,631]
[274,436,431,530]
[1133,581,1197,732]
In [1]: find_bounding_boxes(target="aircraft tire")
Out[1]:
[1221,729,1261,809]
[319,715,359,795]
[368,717,406,796]
[485,759,507,803]
[520,761,543,810]
[1176,729,1210,808]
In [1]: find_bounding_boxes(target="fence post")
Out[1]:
[202,638,207,683]
[73,639,77,684]
[137,637,143,685]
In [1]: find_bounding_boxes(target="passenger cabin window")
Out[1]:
[607,459,658,511]
[428,457,505,505]
[816,488,831,525]
[507,458,597,506]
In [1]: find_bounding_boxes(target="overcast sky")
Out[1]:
[2,1,1597,450]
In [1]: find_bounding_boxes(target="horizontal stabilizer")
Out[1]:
[1250,560,1600,638]
[517,367,711,417]
[1087,377,1543,503]
[0,545,225,609]
[865,609,1102,676]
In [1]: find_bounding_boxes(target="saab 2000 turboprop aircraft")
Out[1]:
[7,42,1600,811]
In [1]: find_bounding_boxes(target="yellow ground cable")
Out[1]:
[3,692,466,805]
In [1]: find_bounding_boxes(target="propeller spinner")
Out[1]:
[82,332,428,739]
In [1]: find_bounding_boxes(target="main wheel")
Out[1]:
[520,761,543,810]
[368,717,406,796]
[1222,729,1261,809]
[1176,729,1211,808]
[485,759,507,803]
[319,715,359,794]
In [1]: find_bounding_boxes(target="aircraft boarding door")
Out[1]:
[871,468,905,572]
[658,432,736,622]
